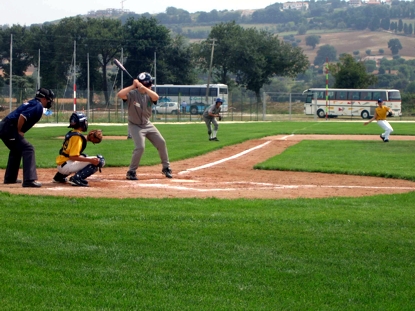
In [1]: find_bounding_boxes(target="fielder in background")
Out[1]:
[203,98,223,141]
[117,72,172,180]
[363,98,394,142]
[0,88,55,187]
[53,112,105,187]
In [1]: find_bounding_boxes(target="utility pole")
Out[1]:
[205,38,216,106]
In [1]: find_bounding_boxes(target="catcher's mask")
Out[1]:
[35,88,55,109]
[68,112,88,132]
[137,72,154,87]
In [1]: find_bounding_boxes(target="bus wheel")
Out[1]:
[316,109,326,118]
[361,110,370,119]
[190,106,198,115]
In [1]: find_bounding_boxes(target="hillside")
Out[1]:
[295,30,415,64]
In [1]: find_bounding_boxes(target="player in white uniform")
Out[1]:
[117,72,172,180]
[202,98,223,141]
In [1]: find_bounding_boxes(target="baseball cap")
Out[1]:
[377,98,383,103]
[216,98,223,103]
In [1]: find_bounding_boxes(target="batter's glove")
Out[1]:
[96,154,105,173]
[387,111,393,117]
[218,115,222,121]
[87,129,103,144]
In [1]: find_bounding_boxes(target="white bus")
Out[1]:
[153,84,228,115]
[303,88,402,119]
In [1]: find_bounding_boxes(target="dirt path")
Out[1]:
[1,135,415,199]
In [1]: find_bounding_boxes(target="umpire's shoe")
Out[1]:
[22,180,42,188]
[162,167,173,178]
[69,176,88,187]
[126,170,138,180]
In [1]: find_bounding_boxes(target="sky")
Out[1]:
[3,0,279,26]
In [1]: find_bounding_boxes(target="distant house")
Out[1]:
[366,0,382,5]
[348,0,362,7]
[282,2,309,11]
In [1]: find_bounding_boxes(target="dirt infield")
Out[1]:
[1,134,415,199]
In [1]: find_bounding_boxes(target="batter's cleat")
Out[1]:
[126,170,138,180]
[68,176,89,187]
[380,135,385,141]
[162,167,173,178]
[4,179,22,184]
[53,172,68,183]
[22,181,42,188]
[383,139,389,142]
[211,137,219,141]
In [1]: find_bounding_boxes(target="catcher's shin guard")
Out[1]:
[73,164,98,180]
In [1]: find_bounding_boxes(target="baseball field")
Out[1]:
[1,120,415,310]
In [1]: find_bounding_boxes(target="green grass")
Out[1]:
[2,121,414,169]
[1,121,415,309]
[256,140,415,181]
[1,192,415,310]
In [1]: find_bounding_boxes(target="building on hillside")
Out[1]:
[282,2,309,11]
[348,0,363,7]
[366,0,382,5]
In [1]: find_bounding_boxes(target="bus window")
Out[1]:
[189,88,203,97]
[336,91,347,100]
[373,91,386,100]
[360,92,372,100]
[168,87,180,96]
[349,91,360,100]
[219,88,228,95]
[209,88,217,97]
[388,91,401,100]
[328,91,335,100]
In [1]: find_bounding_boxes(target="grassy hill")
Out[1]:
[294,30,414,64]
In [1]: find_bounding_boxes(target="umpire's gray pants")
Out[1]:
[128,122,170,171]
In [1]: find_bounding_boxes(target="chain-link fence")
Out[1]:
[1,87,413,123]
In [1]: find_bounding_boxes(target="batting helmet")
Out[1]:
[137,72,154,87]
[68,112,88,132]
[215,98,223,103]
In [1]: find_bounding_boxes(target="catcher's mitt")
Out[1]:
[387,111,393,117]
[87,129,103,144]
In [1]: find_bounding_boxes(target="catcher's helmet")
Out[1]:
[68,112,88,132]
[215,98,223,103]
[137,72,154,87]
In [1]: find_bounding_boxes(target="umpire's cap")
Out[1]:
[35,88,55,101]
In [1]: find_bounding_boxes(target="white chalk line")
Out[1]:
[178,141,272,174]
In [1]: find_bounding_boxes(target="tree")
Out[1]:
[233,28,309,103]
[85,18,123,105]
[314,44,337,66]
[305,35,320,49]
[328,54,377,88]
[388,38,402,55]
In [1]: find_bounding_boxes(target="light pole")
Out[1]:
[205,39,216,106]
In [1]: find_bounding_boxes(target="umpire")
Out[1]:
[0,88,55,187]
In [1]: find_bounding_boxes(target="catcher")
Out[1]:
[202,98,223,141]
[52,112,105,187]
[363,98,394,142]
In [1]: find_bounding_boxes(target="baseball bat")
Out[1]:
[113,58,133,79]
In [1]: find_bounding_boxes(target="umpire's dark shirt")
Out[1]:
[5,98,44,132]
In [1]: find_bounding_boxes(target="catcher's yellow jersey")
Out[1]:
[56,130,85,165]
[375,105,390,120]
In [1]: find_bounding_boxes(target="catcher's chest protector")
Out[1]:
[59,131,87,157]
